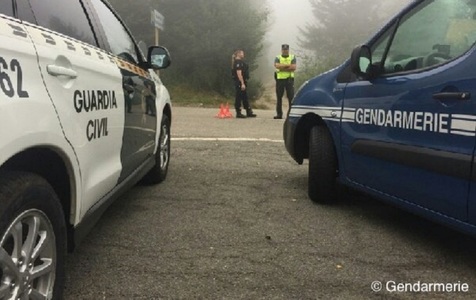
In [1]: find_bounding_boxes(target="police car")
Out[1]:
[0,0,172,298]
[284,0,476,235]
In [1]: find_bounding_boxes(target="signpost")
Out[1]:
[151,9,164,46]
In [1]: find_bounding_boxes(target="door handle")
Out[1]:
[47,65,78,78]
[433,91,470,100]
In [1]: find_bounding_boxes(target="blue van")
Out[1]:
[284,0,476,235]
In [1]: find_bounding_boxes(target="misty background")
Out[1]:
[108,0,412,105]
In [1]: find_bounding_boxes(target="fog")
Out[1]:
[257,0,314,78]
[265,0,413,53]
[265,0,314,56]
[258,0,413,78]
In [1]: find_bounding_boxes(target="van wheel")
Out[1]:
[0,172,66,299]
[143,115,171,184]
[308,126,337,203]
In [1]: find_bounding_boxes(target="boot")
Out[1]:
[246,108,257,118]
[236,110,247,118]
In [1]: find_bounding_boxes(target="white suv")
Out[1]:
[0,0,172,298]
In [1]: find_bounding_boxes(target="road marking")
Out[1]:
[172,137,284,143]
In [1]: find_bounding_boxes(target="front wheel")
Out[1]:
[0,172,66,299]
[143,115,171,184]
[308,126,338,203]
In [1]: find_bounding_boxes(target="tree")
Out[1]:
[156,0,268,97]
[108,0,268,98]
[297,0,411,79]
[108,0,155,46]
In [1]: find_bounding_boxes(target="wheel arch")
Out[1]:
[294,113,329,161]
[163,102,172,124]
[1,147,77,251]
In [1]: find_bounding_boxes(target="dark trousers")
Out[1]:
[234,81,250,111]
[275,78,294,117]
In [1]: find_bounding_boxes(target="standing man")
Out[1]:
[274,44,296,119]
[232,49,256,118]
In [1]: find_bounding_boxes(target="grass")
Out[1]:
[167,85,233,108]
[167,85,268,109]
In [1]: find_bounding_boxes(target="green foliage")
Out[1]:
[167,85,230,107]
[107,0,410,106]
[158,0,267,99]
[299,0,411,69]
[108,0,268,102]
[299,0,368,67]
[107,0,155,46]
[167,79,264,108]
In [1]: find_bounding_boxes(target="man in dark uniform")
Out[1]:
[274,44,297,119]
[232,49,256,118]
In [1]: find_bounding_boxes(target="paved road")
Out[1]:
[64,107,476,299]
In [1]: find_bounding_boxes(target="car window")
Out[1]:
[16,0,36,23]
[0,0,14,17]
[28,0,96,46]
[375,0,476,74]
[89,0,139,64]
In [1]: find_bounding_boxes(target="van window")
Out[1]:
[376,0,476,74]
[89,0,139,64]
[28,0,96,46]
[370,21,397,70]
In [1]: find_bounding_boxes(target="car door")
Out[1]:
[0,10,61,160]
[87,0,158,182]
[22,0,125,216]
[340,0,476,220]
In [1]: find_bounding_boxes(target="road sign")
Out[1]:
[151,9,164,30]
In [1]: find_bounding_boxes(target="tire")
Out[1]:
[308,126,338,203]
[0,172,66,299]
[143,115,171,184]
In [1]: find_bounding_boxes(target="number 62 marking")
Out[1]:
[0,57,29,98]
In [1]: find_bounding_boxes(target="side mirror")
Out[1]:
[350,45,372,79]
[148,46,171,70]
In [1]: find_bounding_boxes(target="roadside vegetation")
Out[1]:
[166,79,265,108]
[109,0,411,107]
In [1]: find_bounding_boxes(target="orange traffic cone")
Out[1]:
[224,103,233,118]
[215,103,227,118]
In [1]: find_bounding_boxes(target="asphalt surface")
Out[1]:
[64,107,476,299]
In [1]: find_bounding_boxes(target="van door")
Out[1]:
[341,0,476,220]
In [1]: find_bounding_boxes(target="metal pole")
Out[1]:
[155,28,159,46]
